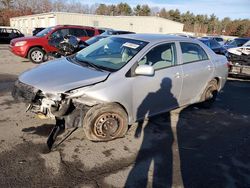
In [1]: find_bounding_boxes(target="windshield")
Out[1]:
[75,37,148,72]
[36,27,54,37]
[85,36,107,45]
[243,40,250,47]
[227,39,249,47]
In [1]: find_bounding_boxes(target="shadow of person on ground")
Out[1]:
[125,78,179,188]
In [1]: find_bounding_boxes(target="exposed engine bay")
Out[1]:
[227,46,250,77]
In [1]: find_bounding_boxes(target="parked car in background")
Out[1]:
[32,27,45,36]
[199,38,227,55]
[223,37,250,49]
[12,34,228,146]
[203,36,224,45]
[0,27,24,44]
[170,33,196,38]
[101,29,135,35]
[84,29,135,46]
[10,25,101,63]
[228,40,250,78]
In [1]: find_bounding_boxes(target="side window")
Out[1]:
[215,37,223,42]
[86,29,95,37]
[210,40,221,48]
[51,29,69,39]
[98,29,105,34]
[69,28,87,37]
[180,42,208,64]
[138,43,177,70]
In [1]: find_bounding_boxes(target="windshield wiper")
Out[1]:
[73,56,104,72]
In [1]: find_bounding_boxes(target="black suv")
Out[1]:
[0,27,24,44]
[32,27,45,36]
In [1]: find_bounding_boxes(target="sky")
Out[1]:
[82,0,250,20]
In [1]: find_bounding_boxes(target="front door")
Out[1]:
[132,42,182,121]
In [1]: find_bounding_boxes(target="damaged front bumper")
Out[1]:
[12,80,101,126]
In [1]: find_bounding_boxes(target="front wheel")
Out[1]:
[28,47,46,64]
[83,103,128,141]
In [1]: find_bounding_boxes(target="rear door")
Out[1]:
[179,42,214,105]
[69,28,89,41]
[132,42,182,120]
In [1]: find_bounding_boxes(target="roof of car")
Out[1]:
[236,37,250,40]
[55,25,96,30]
[204,36,222,38]
[199,38,215,41]
[114,34,191,43]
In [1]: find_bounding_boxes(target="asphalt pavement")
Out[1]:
[0,45,250,188]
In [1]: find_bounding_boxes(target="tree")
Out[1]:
[169,9,181,22]
[108,5,116,16]
[159,8,169,19]
[133,4,150,16]
[133,5,141,16]
[0,0,14,9]
[140,5,150,16]
[116,3,132,16]
[221,17,231,34]
[181,11,195,32]
[95,4,108,15]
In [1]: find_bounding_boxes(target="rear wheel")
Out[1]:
[28,47,46,64]
[200,79,218,108]
[83,103,128,141]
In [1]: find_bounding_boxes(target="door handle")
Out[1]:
[207,65,212,70]
[175,72,181,78]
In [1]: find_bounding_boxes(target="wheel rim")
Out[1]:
[31,50,43,62]
[93,113,123,139]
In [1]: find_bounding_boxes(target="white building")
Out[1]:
[10,12,184,35]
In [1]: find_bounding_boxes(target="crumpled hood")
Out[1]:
[19,58,110,93]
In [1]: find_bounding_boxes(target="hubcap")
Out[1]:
[31,50,43,62]
[93,113,123,139]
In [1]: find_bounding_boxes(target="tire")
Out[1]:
[83,103,128,141]
[28,47,46,64]
[200,79,218,108]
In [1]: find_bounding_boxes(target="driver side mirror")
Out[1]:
[135,65,155,76]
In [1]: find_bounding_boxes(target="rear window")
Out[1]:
[215,37,223,42]
[86,29,95,37]
[210,40,221,48]
[180,42,209,64]
[98,29,105,34]
[69,28,87,37]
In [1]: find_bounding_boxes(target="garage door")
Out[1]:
[49,17,56,26]
[40,18,45,27]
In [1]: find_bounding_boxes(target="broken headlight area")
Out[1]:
[12,80,38,103]
[12,80,72,119]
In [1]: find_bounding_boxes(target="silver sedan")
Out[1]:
[12,34,228,142]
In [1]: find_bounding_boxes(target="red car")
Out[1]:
[10,25,101,63]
